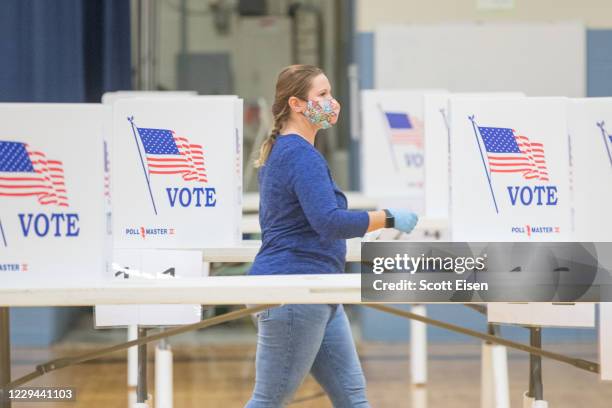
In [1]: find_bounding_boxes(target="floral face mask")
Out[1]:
[302,99,338,129]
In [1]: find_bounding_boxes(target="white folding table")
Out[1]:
[0,241,604,408]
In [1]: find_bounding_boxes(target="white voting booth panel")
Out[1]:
[360,89,445,214]
[449,97,572,242]
[101,91,198,105]
[0,104,111,286]
[424,92,524,218]
[94,249,205,327]
[567,98,612,241]
[112,96,243,249]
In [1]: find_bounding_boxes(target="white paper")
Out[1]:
[94,249,204,327]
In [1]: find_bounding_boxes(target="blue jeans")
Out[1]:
[245,304,370,408]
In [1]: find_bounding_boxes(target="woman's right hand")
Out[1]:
[388,208,419,234]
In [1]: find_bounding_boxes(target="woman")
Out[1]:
[245,64,418,408]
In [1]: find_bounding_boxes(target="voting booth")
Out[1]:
[0,104,111,287]
[447,97,595,331]
[567,98,612,380]
[94,95,243,327]
[361,89,445,213]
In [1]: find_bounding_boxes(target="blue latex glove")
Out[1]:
[387,208,418,234]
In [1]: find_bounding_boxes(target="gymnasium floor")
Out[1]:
[9,310,612,408]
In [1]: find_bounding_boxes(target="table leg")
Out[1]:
[529,327,547,407]
[136,327,148,406]
[0,307,11,408]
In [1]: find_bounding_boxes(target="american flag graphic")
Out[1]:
[0,141,68,207]
[479,127,549,182]
[384,112,423,148]
[136,127,207,182]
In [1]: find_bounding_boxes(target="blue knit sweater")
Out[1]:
[248,134,370,275]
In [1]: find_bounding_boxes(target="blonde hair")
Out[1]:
[254,64,324,168]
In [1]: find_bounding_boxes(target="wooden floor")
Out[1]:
[8,342,612,407]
